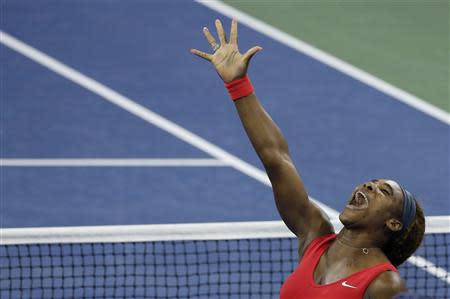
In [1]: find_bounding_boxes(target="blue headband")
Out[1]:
[399,186,416,232]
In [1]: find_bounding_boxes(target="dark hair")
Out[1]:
[382,200,425,267]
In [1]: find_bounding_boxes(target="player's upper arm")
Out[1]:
[364,271,406,299]
[263,150,334,247]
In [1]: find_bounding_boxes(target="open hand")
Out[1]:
[191,19,262,83]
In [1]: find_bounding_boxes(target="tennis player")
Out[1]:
[191,19,425,299]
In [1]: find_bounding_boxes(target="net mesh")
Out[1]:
[1,223,448,299]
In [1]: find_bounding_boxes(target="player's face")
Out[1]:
[339,179,404,230]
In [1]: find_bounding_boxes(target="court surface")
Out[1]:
[1,0,449,229]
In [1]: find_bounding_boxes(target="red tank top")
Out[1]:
[280,234,398,299]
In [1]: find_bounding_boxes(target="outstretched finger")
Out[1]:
[230,19,238,45]
[215,19,227,45]
[243,46,263,64]
[190,49,212,61]
[203,27,219,51]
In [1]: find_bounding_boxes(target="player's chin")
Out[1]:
[339,207,368,228]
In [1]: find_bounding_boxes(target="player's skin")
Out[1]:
[191,19,407,299]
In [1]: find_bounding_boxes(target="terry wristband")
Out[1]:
[225,75,254,101]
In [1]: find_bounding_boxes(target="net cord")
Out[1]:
[1,216,448,245]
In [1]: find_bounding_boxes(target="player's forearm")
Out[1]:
[234,93,290,167]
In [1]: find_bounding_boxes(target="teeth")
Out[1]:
[346,191,369,210]
[355,191,369,206]
[356,191,368,201]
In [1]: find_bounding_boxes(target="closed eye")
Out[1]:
[381,189,390,196]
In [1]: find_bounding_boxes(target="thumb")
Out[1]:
[243,46,262,64]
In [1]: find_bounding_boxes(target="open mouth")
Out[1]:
[346,191,369,210]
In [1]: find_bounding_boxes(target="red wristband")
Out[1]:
[225,75,254,101]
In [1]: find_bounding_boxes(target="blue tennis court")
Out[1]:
[1,1,449,298]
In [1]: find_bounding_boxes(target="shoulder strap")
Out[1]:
[302,233,336,259]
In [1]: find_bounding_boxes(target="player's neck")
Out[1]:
[336,228,384,251]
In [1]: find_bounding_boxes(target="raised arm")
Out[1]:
[191,19,333,250]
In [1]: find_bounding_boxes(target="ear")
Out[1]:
[386,218,403,232]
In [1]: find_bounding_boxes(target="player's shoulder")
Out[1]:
[365,270,406,298]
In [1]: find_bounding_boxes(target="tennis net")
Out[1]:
[1,217,448,299]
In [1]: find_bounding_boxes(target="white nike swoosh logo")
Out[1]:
[342,281,357,289]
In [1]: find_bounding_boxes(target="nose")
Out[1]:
[363,182,375,191]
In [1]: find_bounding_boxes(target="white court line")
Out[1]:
[1,31,447,283]
[196,0,450,125]
[0,158,228,167]
[0,31,339,218]
[0,35,263,178]
[0,30,338,219]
